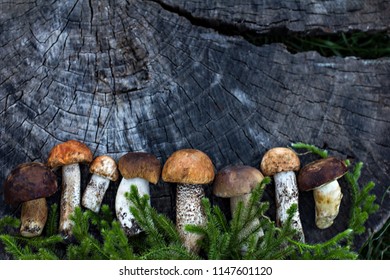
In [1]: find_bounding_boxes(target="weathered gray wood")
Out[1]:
[1,0,389,258]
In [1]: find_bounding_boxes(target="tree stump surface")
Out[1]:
[1,0,389,259]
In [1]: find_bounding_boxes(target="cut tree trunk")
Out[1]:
[0,0,389,258]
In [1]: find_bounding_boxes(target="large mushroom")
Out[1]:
[298,157,348,229]
[162,149,215,252]
[115,152,161,236]
[260,147,305,242]
[82,155,119,213]
[47,140,93,236]
[3,162,58,237]
[213,165,265,250]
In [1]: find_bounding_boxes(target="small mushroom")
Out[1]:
[47,140,93,236]
[3,162,58,237]
[82,155,119,213]
[213,165,265,250]
[260,147,305,242]
[298,157,348,229]
[162,149,215,253]
[115,152,161,236]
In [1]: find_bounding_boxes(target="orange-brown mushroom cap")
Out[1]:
[298,157,348,192]
[47,140,93,169]
[118,152,161,184]
[90,155,119,181]
[162,149,215,185]
[260,147,300,176]
[3,162,58,205]
[213,165,264,198]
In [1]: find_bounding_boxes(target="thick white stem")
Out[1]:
[59,163,80,236]
[274,171,305,242]
[176,184,205,252]
[115,177,149,236]
[20,198,48,237]
[313,180,343,229]
[231,193,264,253]
[82,174,110,213]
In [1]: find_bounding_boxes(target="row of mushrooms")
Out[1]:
[3,140,348,252]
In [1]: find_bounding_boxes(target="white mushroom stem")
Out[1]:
[82,174,110,213]
[59,163,81,236]
[313,180,343,229]
[230,193,264,253]
[274,171,305,242]
[176,184,206,253]
[115,177,150,236]
[20,198,48,237]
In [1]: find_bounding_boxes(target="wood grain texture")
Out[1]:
[1,0,389,258]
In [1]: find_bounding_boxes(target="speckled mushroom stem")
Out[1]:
[59,163,81,237]
[115,177,149,236]
[274,171,305,242]
[20,198,48,237]
[176,183,206,253]
[82,174,110,213]
[313,180,343,229]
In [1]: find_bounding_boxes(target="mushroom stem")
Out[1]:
[176,184,206,252]
[82,174,110,213]
[20,198,48,237]
[274,171,305,242]
[313,180,343,229]
[115,177,149,236]
[59,163,81,237]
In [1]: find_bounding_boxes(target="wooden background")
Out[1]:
[1,0,389,257]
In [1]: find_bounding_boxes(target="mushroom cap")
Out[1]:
[47,140,93,169]
[260,147,300,176]
[298,157,348,191]
[213,165,264,198]
[162,149,215,185]
[3,162,58,205]
[118,152,161,184]
[90,155,119,181]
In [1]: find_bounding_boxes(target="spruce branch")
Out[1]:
[291,142,328,158]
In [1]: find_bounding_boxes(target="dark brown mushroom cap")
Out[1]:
[162,149,215,185]
[90,155,119,181]
[298,157,348,191]
[118,152,161,184]
[213,165,264,198]
[3,162,58,205]
[47,140,93,169]
[260,147,300,176]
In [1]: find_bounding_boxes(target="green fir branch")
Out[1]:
[291,142,328,158]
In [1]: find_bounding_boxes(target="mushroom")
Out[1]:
[162,149,215,252]
[47,140,93,236]
[260,147,305,242]
[213,165,265,250]
[115,152,161,236]
[298,157,348,229]
[82,155,119,213]
[3,162,58,237]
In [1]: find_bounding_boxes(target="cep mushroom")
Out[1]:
[115,152,161,236]
[260,147,305,242]
[82,155,119,213]
[162,149,215,253]
[298,157,348,229]
[47,140,93,236]
[3,162,58,237]
[213,165,265,250]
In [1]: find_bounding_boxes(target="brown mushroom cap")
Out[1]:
[213,165,264,198]
[47,140,93,169]
[90,155,119,181]
[162,149,215,185]
[118,152,161,184]
[3,162,58,205]
[260,147,300,176]
[298,157,348,191]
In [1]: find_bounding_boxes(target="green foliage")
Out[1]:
[291,142,328,158]
[359,218,389,260]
